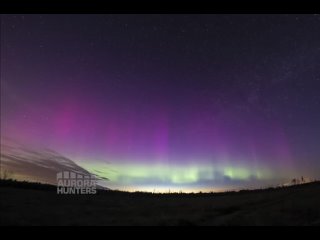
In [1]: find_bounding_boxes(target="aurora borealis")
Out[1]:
[1,14,320,192]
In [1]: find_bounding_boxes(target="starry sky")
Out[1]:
[1,14,320,192]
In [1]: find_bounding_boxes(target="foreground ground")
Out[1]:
[1,180,320,226]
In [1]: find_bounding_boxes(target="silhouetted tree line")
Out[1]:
[291,176,306,185]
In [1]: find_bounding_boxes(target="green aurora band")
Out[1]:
[78,161,279,192]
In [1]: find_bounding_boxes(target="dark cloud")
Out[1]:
[0,137,108,185]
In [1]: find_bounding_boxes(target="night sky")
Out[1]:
[1,14,320,192]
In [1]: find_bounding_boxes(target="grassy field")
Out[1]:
[1,180,320,226]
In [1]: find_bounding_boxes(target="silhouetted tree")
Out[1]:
[0,169,13,180]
